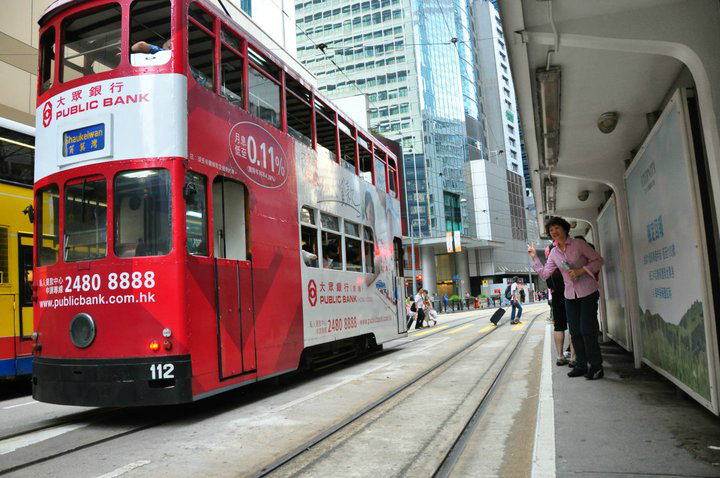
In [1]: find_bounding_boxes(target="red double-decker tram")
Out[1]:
[32,0,407,406]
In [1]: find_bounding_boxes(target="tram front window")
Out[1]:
[114,169,172,258]
[61,4,122,82]
[64,178,107,262]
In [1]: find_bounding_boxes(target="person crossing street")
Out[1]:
[510,276,522,324]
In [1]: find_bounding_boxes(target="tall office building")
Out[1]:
[295,0,502,297]
[467,0,538,294]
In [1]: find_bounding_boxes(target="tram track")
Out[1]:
[0,307,546,477]
[252,310,543,478]
[0,406,179,476]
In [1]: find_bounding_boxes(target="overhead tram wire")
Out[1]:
[267,0,376,103]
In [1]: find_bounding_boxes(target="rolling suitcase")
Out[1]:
[490,307,505,325]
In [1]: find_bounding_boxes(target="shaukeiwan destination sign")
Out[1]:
[63,123,105,157]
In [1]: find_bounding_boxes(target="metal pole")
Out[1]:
[412,149,422,293]
[403,156,417,296]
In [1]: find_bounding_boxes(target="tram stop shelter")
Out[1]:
[498,0,720,416]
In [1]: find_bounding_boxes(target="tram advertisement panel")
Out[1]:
[596,197,630,350]
[296,144,402,346]
[625,90,717,411]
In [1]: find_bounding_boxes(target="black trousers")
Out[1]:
[414,308,425,329]
[565,291,602,369]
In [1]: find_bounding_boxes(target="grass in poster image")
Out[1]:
[640,301,711,400]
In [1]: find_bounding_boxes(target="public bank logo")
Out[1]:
[42,102,53,127]
[308,280,317,307]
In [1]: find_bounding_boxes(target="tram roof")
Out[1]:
[38,0,398,162]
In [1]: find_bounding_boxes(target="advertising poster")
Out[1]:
[625,91,716,410]
[596,197,630,350]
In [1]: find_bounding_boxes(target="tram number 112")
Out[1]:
[150,363,175,380]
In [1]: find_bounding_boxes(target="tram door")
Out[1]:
[212,178,256,378]
[16,234,34,374]
[393,238,407,333]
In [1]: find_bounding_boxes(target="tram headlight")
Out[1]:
[162,328,172,338]
[69,313,96,349]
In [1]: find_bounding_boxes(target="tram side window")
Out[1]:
[188,7,215,91]
[357,144,372,177]
[61,4,121,83]
[64,178,107,262]
[213,177,250,261]
[300,206,318,267]
[364,227,375,274]
[184,172,208,256]
[114,170,172,258]
[286,76,312,146]
[357,144,373,184]
[248,47,281,128]
[315,101,337,163]
[39,27,55,93]
[388,159,398,198]
[344,221,362,272]
[393,237,403,277]
[374,147,386,191]
[220,28,244,107]
[36,185,59,266]
[130,0,172,67]
[320,213,342,270]
[339,120,356,172]
[0,126,35,186]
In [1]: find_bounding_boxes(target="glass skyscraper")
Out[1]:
[295,0,487,242]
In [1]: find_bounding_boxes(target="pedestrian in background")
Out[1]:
[529,217,605,380]
[510,276,522,324]
[414,288,426,329]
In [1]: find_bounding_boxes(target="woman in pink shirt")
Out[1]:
[528,217,605,380]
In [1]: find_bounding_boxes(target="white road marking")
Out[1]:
[2,400,37,410]
[96,460,151,478]
[0,423,88,455]
[532,323,556,478]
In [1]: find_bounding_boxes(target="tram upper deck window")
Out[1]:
[61,4,121,83]
[286,76,312,146]
[338,120,356,172]
[114,170,172,258]
[374,146,386,191]
[248,47,281,129]
[39,27,55,93]
[315,100,337,163]
[220,28,244,107]
[130,0,172,67]
[37,185,60,267]
[64,178,107,262]
[388,158,398,198]
[188,4,215,90]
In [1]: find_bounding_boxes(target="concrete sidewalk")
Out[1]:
[551,332,720,477]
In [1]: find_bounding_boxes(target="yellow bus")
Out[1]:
[0,118,34,379]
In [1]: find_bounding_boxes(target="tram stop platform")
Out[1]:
[542,322,720,477]
[430,306,720,477]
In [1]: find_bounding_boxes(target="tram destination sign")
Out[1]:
[63,123,105,157]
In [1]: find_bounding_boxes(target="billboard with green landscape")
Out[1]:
[625,90,717,412]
